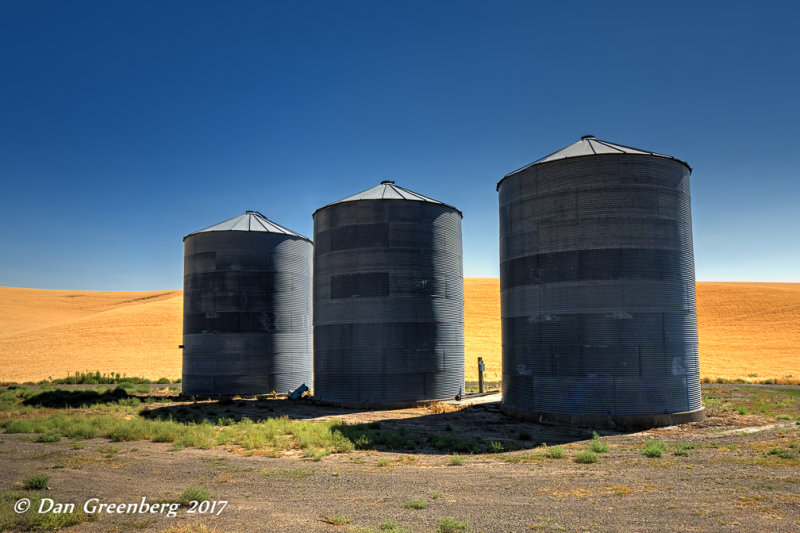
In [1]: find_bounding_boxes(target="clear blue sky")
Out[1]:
[1,1,798,290]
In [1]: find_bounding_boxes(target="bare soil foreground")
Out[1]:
[1,384,798,532]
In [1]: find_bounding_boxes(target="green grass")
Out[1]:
[180,485,210,505]
[376,458,391,467]
[449,454,465,466]
[589,433,609,453]
[23,473,49,490]
[402,499,427,509]
[674,442,695,456]
[1,409,356,460]
[35,431,62,443]
[574,450,598,464]
[766,448,796,460]
[431,491,443,499]
[543,445,565,459]
[98,444,122,457]
[642,440,667,458]
[435,517,470,533]
[379,520,407,532]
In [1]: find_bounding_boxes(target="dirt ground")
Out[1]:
[1,390,799,533]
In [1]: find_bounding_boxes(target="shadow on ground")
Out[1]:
[140,397,606,454]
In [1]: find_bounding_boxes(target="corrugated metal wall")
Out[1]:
[183,231,313,396]
[498,154,702,421]
[313,200,465,404]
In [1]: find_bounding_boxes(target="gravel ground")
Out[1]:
[1,398,798,532]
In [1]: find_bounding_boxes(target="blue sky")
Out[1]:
[1,1,798,290]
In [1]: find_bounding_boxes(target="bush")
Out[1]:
[36,432,61,443]
[674,442,695,456]
[180,485,210,505]
[589,433,609,453]
[575,450,598,464]
[642,440,667,458]
[403,500,427,509]
[23,473,49,490]
[435,517,470,533]
[544,445,565,459]
[449,454,465,466]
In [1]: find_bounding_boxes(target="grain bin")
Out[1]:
[313,181,464,406]
[497,136,705,428]
[182,211,312,396]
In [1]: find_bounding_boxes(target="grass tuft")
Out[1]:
[435,517,470,533]
[179,485,210,505]
[642,440,667,458]
[575,450,598,464]
[403,499,427,509]
[23,473,49,490]
[449,454,465,466]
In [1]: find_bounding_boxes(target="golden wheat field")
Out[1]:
[1,281,798,383]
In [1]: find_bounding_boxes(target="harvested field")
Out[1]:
[463,279,800,382]
[0,287,182,383]
[1,281,799,383]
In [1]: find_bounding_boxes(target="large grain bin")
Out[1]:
[182,211,312,396]
[497,136,704,428]
[313,181,464,405]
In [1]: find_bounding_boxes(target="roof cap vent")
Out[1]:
[580,134,595,140]
[380,179,395,184]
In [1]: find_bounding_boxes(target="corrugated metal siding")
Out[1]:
[313,199,465,404]
[499,154,701,417]
[182,231,313,396]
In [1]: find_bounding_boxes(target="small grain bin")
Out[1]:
[313,181,464,405]
[497,136,704,428]
[182,211,312,396]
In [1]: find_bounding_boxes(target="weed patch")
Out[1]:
[642,440,667,458]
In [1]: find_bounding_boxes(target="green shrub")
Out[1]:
[449,454,465,466]
[376,458,391,467]
[575,450,598,464]
[544,445,565,459]
[98,445,122,457]
[589,436,609,453]
[767,448,795,459]
[36,431,61,443]
[642,440,667,458]
[403,500,427,509]
[674,442,695,456]
[435,517,470,533]
[180,485,210,505]
[489,441,505,453]
[23,473,49,490]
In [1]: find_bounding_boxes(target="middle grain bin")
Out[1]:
[497,136,705,429]
[313,181,465,406]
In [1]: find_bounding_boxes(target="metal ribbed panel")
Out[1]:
[498,151,702,421]
[182,230,312,396]
[313,198,465,405]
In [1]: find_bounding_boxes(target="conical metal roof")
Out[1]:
[500,135,691,187]
[184,211,311,242]
[314,180,462,216]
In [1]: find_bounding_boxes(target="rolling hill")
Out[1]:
[1,281,797,383]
